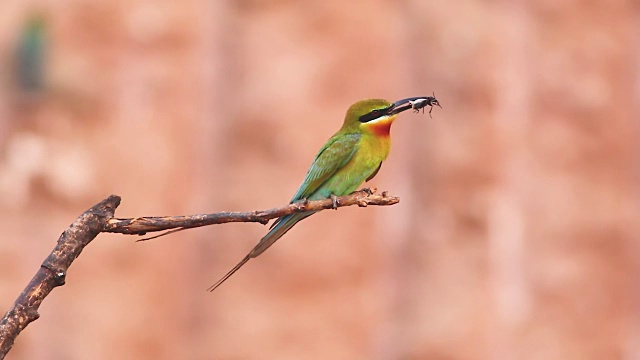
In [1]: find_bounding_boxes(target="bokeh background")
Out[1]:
[1,0,639,359]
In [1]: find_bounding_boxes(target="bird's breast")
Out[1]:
[357,131,391,165]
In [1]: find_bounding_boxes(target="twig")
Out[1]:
[103,188,398,237]
[0,189,398,359]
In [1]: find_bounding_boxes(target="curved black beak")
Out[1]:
[388,95,441,117]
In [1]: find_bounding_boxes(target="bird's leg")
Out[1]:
[330,194,339,209]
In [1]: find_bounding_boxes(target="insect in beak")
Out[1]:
[394,93,441,118]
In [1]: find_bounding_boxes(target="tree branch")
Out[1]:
[104,188,398,236]
[0,189,398,359]
[0,195,120,359]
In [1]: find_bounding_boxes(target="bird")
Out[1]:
[207,96,441,292]
[15,13,47,94]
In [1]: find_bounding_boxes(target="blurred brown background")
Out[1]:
[1,0,639,359]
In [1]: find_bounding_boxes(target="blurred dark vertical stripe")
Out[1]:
[16,14,46,93]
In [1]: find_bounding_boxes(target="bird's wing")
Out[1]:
[366,162,382,182]
[290,133,361,202]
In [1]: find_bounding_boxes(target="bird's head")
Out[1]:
[342,96,440,136]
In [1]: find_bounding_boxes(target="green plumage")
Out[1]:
[208,99,401,291]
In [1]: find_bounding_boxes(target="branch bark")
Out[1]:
[0,189,398,359]
[104,188,398,236]
[0,195,120,359]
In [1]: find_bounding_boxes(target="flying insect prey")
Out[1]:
[208,95,441,291]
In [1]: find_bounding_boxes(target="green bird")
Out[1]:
[16,13,47,93]
[208,96,440,292]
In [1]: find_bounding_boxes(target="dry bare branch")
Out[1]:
[0,189,398,359]
[0,195,120,359]
[103,188,398,236]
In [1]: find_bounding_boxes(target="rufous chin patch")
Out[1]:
[363,116,394,136]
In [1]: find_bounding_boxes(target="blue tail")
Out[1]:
[207,211,314,292]
[250,211,315,257]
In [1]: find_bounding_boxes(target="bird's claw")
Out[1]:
[330,194,339,209]
[361,187,374,196]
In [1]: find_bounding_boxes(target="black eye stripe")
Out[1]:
[358,106,392,123]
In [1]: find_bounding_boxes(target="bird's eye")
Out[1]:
[359,107,390,122]
[371,106,391,116]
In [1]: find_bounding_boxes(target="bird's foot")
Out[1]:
[298,198,309,210]
[361,187,375,196]
[330,194,339,209]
